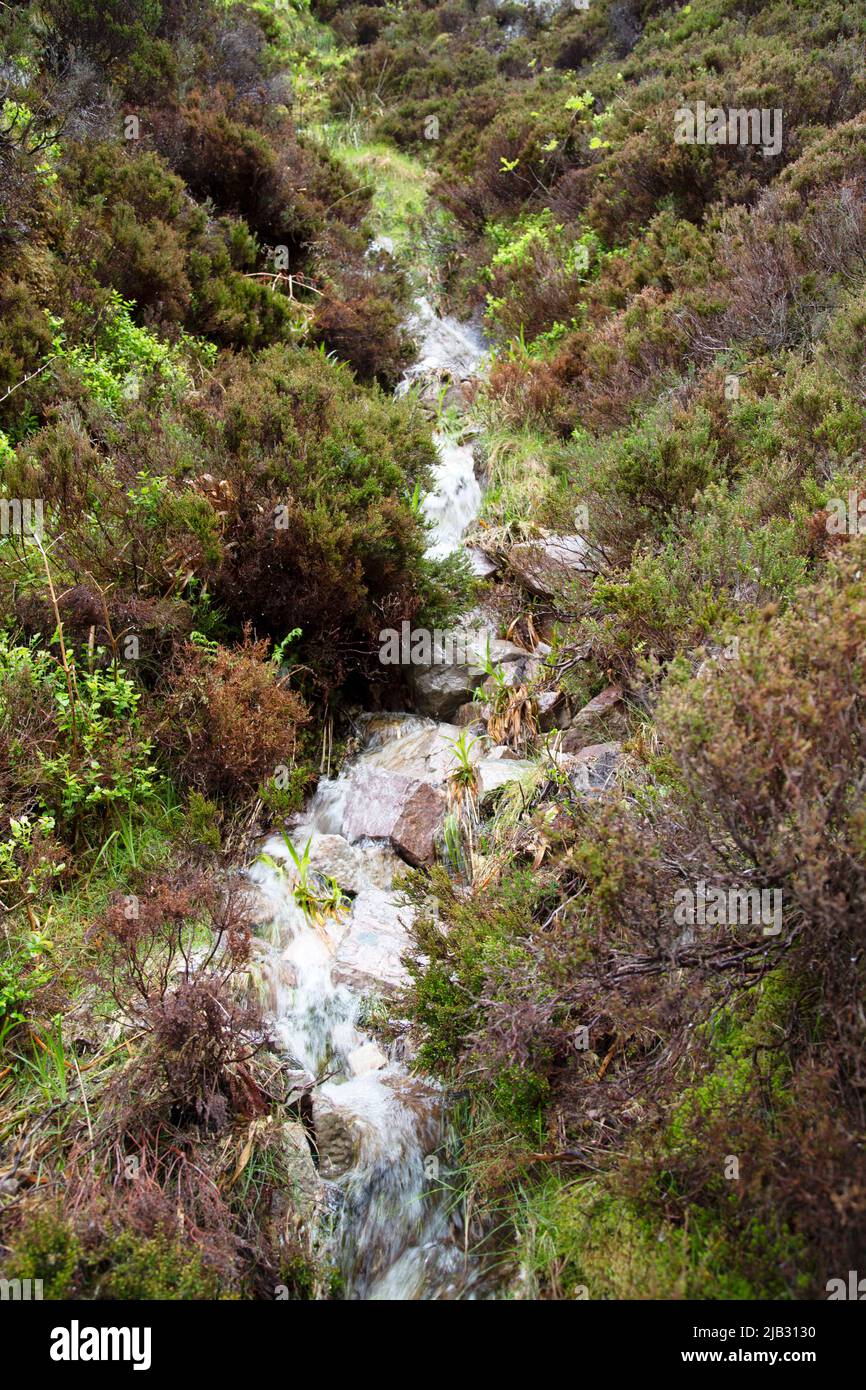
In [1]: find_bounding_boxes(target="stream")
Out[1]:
[244,302,495,1300]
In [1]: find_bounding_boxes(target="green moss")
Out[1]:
[4,1210,80,1299]
[513,1178,804,1300]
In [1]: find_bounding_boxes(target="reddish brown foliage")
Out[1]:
[156,630,310,803]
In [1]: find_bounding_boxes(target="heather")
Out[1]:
[1,0,864,1302]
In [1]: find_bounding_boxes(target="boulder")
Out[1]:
[410,636,527,720]
[561,740,622,791]
[475,756,535,800]
[342,770,419,842]
[390,782,447,867]
[363,722,464,784]
[454,701,487,732]
[484,744,523,761]
[332,888,415,994]
[506,534,592,597]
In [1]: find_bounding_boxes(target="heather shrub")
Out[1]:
[93,873,266,1129]
[588,481,810,674]
[200,345,451,684]
[58,138,308,348]
[659,547,866,948]
[311,287,413,387]
[1,407,224,604]
[154,97,367,252]
[156,631,310,806]
[482,211,601,346]
[581,399,730,536]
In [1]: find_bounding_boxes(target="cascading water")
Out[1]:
[244,307,489,1299]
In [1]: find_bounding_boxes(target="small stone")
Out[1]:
[560,686,625,752]
[571,684,623,723]
[559,741,622,791]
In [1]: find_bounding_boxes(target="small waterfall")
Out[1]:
[400,296,486,563]
[244,304,490,1299]
[247,718,477,1300]
[398,296,487,386]
[423,433,482,561]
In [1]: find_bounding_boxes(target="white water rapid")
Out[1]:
[244,306,489,1299]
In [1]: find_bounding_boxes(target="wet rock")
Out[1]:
[471,437,487,478]
[506,534,592,597]
[342,770,419,842]
[364,722,464,784]
[332,888,415,994]
[312,1095,361,1179]
[272,1119,324,1220]
[390,782,447,867]
[465,546,498,578]
[410,662,483,721]
[347,1041,388,1077]
[239,883,280,931]
[305,833,366,893]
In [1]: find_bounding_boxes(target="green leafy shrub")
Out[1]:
[0,635,157,842]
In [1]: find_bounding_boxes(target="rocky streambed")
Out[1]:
[239,300,621,1300]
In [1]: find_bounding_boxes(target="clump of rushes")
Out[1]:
[255,833,346,945]
[446,730,481,815]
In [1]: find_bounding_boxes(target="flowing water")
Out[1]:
[244,306,490,1299]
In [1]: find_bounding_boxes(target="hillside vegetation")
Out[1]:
[1,0,865,1300]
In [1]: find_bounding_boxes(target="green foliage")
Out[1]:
[4,1210,226,1299]
[48,292,204,409]
[0,636,157,839]
[0,918,54,1042]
